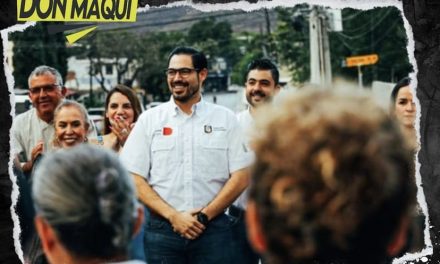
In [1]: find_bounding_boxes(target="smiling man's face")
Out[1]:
[167,54,207,103]
[245,69,279,108]
[29,73,65,123]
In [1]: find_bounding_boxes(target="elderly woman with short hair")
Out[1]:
[32,145,144,264]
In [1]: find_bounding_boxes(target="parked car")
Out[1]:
[14,94,32,115]
[146,101,162,109]
[88,107,105,116]
[87,107,105,134]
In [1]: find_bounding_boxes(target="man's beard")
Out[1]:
[170,80,200,103]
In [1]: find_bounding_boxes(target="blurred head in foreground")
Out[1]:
[32,145,143,264]
[246,88,416,264]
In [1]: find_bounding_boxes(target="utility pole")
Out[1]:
[357,65,363,89]
[87,38,95,107]
[309,6,332,86]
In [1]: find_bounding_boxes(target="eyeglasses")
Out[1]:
[29,84,60,95]
[165,68,199,78]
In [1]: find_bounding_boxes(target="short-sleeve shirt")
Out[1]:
[233,108,255,209]
[12,108,55,162]
[120,98,252,212]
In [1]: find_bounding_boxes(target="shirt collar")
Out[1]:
[168,96,207,118]
[32,108,53,128]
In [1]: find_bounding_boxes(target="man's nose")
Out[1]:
[254,83,262,90]
[173,72,184,81]
[39,87,48,96]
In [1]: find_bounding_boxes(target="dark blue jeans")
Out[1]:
[229,208,260,264]
[144,210,237,264]
[129,205,147,261]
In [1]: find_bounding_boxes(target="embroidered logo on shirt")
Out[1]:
[212,127,226,132]
[204,125,212,134]
[163,127,173,136]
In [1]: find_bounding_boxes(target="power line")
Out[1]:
[334,18,401,51]
[341,9,364,22]
[96,10,249,33]
[338,9,393,38]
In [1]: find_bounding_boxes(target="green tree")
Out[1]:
[273,6,412,86]
[187,18,241,80]
[10,22,68,89]
[273,5,310,84]
[230,33,265,85]
[330,7,412,84]
[137,31,187,101]
[76,30,186,101]
[76,31,142,93]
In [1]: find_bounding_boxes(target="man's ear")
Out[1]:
[132,206,145,238]
[61,86,67,97]
[35,216,57,254]
[245,200,267,254]
[387,217,410,257]
[198,68,208,83]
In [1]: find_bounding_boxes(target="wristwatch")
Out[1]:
[196,211,209,226]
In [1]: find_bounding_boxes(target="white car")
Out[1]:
[146,101,162,109]
[14,94,32,115]
[88,107,105,134]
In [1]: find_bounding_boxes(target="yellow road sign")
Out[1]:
[345,54,379,67]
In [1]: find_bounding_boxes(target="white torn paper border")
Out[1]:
[3,0,431,263]
[2,21,35,264]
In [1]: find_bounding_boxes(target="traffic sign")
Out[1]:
[345,54,379,67]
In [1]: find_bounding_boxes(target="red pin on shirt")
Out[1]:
[163,127,173,136]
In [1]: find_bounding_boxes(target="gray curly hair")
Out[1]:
[249,88,416,264]
[32,144,139,258]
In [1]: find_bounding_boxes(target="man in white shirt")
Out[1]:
[12,65,67,174]
[120,47,251,264]
[232,58,280,264]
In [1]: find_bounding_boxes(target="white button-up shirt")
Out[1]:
[233,108,255,209]
[120,98,252,211]
[12,108,55,162]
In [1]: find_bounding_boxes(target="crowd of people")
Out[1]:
[12,46,422,264]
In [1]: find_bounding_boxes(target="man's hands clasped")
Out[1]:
[168,208,206,240]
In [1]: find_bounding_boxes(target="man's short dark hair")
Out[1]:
[167,46,208,71]
[245,58,279,85]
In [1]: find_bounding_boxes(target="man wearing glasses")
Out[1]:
[12,65,67,174]
[121,46,251,263]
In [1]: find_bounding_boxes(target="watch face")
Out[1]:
[197,212,208,225]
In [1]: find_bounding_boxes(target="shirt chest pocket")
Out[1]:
[151,137,177,178]
[197,134,229,178]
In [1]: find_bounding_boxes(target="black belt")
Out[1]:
[228,205,245,219]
